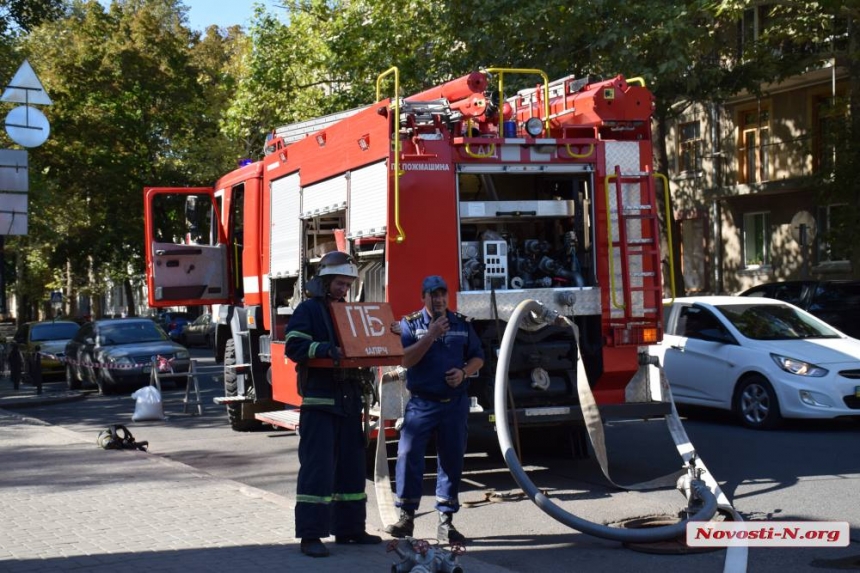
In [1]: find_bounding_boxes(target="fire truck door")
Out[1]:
[144,187,231,307]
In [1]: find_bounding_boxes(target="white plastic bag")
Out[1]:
[131,385,165,422]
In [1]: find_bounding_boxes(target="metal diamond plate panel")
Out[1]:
[456,287,602,323]
[605,142,646,318]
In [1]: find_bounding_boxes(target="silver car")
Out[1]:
[65,318,190,394]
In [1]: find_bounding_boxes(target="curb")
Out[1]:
[0,389,87,409]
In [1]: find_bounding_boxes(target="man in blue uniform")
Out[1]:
[385,275,485,544]
[285,251,382,558]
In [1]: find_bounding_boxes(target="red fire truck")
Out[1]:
[143,67,673,434]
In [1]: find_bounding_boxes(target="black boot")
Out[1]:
[437,511,466,544]
[335,531,383,544]
[385,508,415,538]
[300,538,329,558]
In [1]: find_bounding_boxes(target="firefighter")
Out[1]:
[386,275,485,544]
[285,251,382,558]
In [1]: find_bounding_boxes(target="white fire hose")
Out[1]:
[494,299,748,571]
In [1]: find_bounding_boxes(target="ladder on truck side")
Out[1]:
[604,167,673,342]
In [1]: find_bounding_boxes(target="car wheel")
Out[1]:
[224,338,263,432]
[733,374,782,430]
[66,363,81,390]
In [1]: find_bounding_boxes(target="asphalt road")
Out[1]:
[14,348,860,572]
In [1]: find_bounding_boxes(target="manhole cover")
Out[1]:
[615,512,731,555]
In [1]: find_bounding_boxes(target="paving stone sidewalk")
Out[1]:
[0,404,511,573]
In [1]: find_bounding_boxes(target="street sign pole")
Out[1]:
[1,60,52,321]
[0,235,5,317]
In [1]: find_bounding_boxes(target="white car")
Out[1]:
[650,296,860,429]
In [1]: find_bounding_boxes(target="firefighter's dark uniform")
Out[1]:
[285,287,368,541]
[395,308,484,513]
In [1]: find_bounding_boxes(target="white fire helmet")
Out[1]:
[318,251,358,278]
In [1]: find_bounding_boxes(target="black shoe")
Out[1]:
[335,531,383,545]
[300,538,330,558]
[384,508,415,538]
[437,512,466,544]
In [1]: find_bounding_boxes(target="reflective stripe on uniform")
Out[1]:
[309,341,322,358]
[286,330,312,341]
[332,492,367,502]
[302,396,336,406]
[296,494,332,504]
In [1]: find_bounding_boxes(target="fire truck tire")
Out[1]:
[66,364,81,390]
[224,338,263,432]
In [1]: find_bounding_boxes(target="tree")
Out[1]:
[17,0,242,316]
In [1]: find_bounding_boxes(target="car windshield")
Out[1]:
[98,322,168,346]
[30,323,80,342]
[715,303,840,340]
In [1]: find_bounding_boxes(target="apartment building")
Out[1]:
[666,60,850,295]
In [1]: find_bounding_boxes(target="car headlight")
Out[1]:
[175,350,190,359]
[770,353,828,377]
[110,356,135,366]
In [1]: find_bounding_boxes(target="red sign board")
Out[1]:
[307,302,403,367]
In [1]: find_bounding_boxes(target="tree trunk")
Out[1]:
[124,278,136,317]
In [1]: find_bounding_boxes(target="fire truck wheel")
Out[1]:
[224,338,263,432]
[66,364,81,390]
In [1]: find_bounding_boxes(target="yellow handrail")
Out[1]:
[604,173,624,310]
[376,67,406,244]
[463,119,496,158]
[654,172,676,304]
[563,143,595,159]
[626,76,646,87]
[484,67,550,135]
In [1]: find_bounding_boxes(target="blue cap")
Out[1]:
[422,275,448,294]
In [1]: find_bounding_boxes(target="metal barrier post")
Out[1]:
[182,360,203,415]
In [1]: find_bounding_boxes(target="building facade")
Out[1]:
[666,62,851,295]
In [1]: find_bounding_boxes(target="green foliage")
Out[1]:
[0,0,66,35]
[5,0,860,312]
[6,0,246,312]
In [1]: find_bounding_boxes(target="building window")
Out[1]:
[743,212,770,267]
[739,108,770,184]
[816,204,848,263]
[678,121,702,173]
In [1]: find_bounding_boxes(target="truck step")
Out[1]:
[213,396,252,404]
[255,409,301,430]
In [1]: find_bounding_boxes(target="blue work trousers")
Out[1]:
[295,407,367,538]
[394,393,469,513]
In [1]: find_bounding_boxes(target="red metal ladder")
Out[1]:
[604,166,667,324]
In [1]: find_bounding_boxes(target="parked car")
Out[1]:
[65,318,191,394]
[156,311,193,341]
[12,320,81,379]
[650,296,860,429]
[180,313,215,348]
[738,280,860,338]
